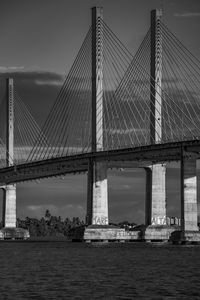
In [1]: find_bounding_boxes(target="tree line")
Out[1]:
[0,209,139,239]
[0,210,85,240]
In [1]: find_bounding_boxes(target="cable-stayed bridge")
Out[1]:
[0,7,200,242]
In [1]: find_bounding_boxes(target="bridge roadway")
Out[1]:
[0,139,200,184]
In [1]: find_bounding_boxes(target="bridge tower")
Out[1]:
[145,9,173,241]
[1,79,29,239]
[2,78,17,228]
[86,7,108,227]
[84,7,128,241]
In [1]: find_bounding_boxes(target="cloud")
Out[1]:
[0,66,25,72]
[107,128,146,135]
[0,69,64,82]
[174,12,200,17]
[0,69,88,89]
[35,79,63,86]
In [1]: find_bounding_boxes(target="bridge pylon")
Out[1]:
[144,9,175,241]
[84,7,128,242]
[2,78,17,229]
[84,7,107,228]
[0,79,29,239]
[85,6,109,229]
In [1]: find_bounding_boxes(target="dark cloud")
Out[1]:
[174,12,200,17]
[0,69,64,82]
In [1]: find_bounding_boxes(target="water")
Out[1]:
[0,242,200,299]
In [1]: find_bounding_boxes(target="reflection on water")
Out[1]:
[0,241,200,299]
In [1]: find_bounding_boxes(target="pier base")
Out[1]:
[86,162,109,226]
[170,230,200,244]
[0,227,30,240]
[3,185,16,228]
[145,225,178,242]
[84,225,142,242]
[0,185,29,240]
[173,158,200,244]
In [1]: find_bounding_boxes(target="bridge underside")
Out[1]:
[0,140,199,185]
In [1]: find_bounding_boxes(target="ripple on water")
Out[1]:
[0,242,200,299]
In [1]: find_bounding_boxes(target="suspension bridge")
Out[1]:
[0,7,200,242]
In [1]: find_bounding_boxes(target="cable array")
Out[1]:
[28,27,93,161]
[161,22,200,141]
[0,85,45,167]
[1,17,199,167]
[100,18,200,149]
[14,90,48,163]
[101,20,151,150]
[0,94,7,168]
[27,17,200,160]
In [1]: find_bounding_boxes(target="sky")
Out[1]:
[0,0,200,223]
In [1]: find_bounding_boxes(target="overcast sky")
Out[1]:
[0,0,200,223]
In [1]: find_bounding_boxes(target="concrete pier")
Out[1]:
[84,226,142,242]
[170,157,200,243]
[3,184,16,228]
[144,164,176,241]
[181,159,198,231]
[145,167,152,226]
[196,159,200,226]
[86,162,108,226]
[151,164,166,226]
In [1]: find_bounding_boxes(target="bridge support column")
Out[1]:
[144,164,175,241]
[151,164,166,225]
[181,159,198,231]
[145,167,152,226]
[2,185,16,228]
[171,157,200,243]
[197,159,200,226]
[86,161,108,226]
[145,164,166,226]
[85,161,129,241]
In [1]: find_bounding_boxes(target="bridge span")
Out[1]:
[0,139,199,184]
[0,7,200,242]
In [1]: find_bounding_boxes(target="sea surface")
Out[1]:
[0,241,200,299]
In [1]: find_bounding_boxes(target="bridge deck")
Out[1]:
[0,139,199,184]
